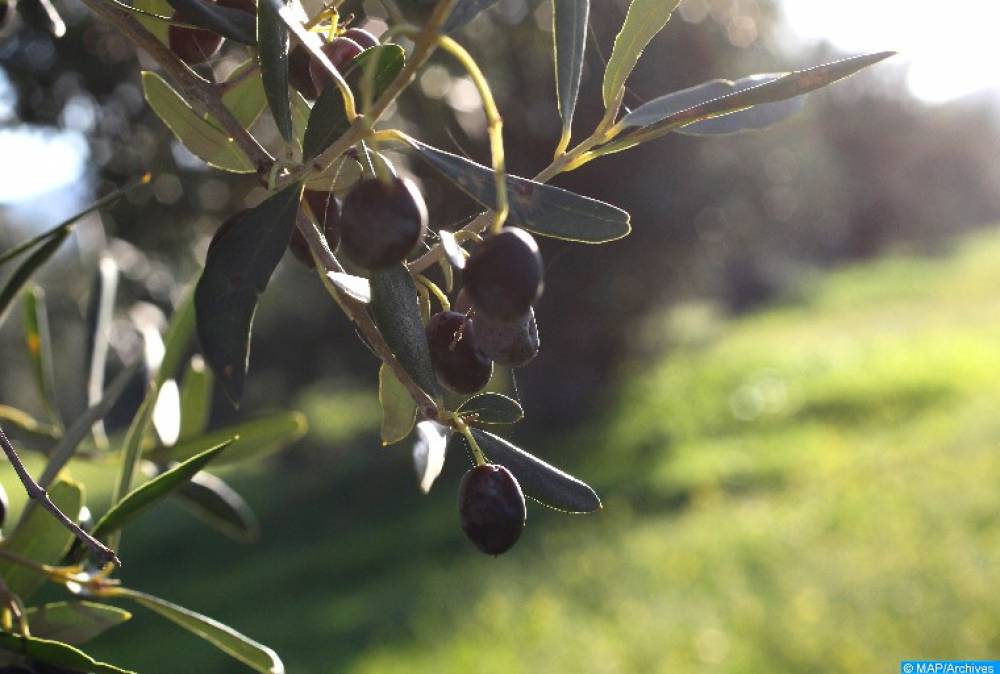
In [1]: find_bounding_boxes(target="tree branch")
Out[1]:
[80,0,274,179]
[0,425,120,568]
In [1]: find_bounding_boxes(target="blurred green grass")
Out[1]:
[8,230,1000,672]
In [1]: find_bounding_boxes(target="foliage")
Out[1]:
[0,0,890,669]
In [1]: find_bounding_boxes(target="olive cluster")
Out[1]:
[168,0,379,104]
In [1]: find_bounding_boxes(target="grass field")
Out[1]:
[7,229,1000,672]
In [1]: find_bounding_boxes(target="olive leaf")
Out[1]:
[403,138,631,243]
[221,60,269,130]
[454,430,602,513]
[0,632,133,674]
[0,479,83,600]
[619,73,806,134]
[172,471,260,542]
[146,411,307,465]
[257,0,293,143]
[438,230,466,270]
[142,71,257,174]
[369,264,442,400]
[22,284,60,427]
[111,588,284,674]
[93,440,233,542]
[609,51,896,152]
[166,0,255,43]
[443,0,498,32]
[553,0,589,142]
[380,363,417,445]
[326,271,371,304]
[0,229,69,327]
[412,420,451,493]
[25,601,132,646]
[195,184,302,405]
[303,44,406,160]
[84,255,119,449]
[458,392,523,425]
[602,0,681,109]
[178,355,213,441]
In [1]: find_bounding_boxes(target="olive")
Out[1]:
[475,308,540,368]
[463,227,543,321]
[458,464,526,555]
[339,176,427,270]
[426,311,493,394]
[308,37,364,95]
[343,27,379,49]
[168,7,225,65]
[289,191,341,268]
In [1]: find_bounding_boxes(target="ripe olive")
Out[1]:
[168,8,225,65]
[339,176,427,270]
[343,27,379,49]
[475,308,540,368]
[0,482,7,530]
[308,37,364,95]
[216,0,256,12]
[289,45,320,100]
[289,190,341,268]
[463,227,543,321]
[459,464,526,556]
[426,311,493,394]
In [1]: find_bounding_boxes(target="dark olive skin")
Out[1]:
[289,191,341,268]
[308,37,364,95]
[463,227,544,321]
[289,45,320,100]
[0,482,7,530]
[426,311,493,393]
[459,464,526,556]
[168,7,225,65]
[339,176,427,270]
[343,27,379,49]
[216,0,255,12]
[475,308,540,368]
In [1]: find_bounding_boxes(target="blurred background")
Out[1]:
[1,0,999,671]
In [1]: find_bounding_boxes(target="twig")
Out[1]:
[0,425,121,568]
[81,0,274,179]
[82,0,449,414]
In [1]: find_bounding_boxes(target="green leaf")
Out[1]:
[25,601,132,646]
[257,0,292,143]
[404,138,630,243]
[37,363,140,489]
[222,60,269,130]
[114,588,284,674]
[553,0,589,141]
[612,52,896,151]
[0,228,69,327]
[291,90,310,152]
[602,0,681,109]
[379,363,417,445]
[166,0,256,43]
[0,478,83,599]
[146,411,307,465]
[142,71,256,174]
[179,355,214,440]
[23,284,61,428]
[618,73,805,134]
[195,184,302,405]
[173,471,260,542]
[133,0,172,43]
[437,230,466,270]
[458,392,523,425]
[84,255,119,450]
[93,440,232,541]
[303,44,405,160]
[156,286,196,389]
[369,265,441,400]
[106,382,160,551]
[0,632,134,673]
[461,429,601,513]
[325,271,370,303]
[0,405,60,445]
[443,0,498,32]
